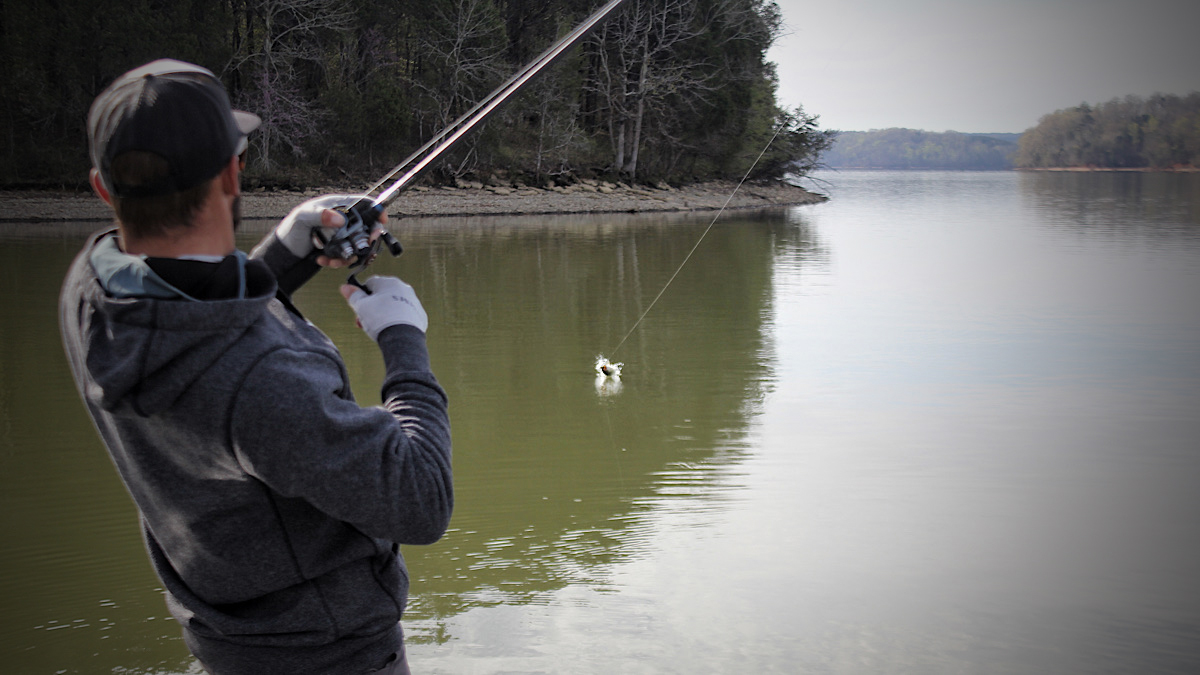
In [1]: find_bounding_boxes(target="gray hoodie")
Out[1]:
[59,229,452,674]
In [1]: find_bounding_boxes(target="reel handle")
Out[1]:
[378,228,403,256]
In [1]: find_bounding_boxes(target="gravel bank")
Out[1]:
[1,179,825,223]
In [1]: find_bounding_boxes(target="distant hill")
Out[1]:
[973,132,1023,145]
[823,129,1020,170]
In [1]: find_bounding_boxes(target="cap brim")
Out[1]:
[233,110,261,135]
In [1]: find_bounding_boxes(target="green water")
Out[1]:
[3,172,1199,673]
[1,208,803,673]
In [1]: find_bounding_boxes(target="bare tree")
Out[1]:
[587,0,733,181]
[227,0,354,169]
[527,69,587,181]
[585,0,786,181]
[409,0,508,177]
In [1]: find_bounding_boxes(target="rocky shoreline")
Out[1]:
[0,179,826,224]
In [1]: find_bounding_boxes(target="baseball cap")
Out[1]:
[88,59,261,199]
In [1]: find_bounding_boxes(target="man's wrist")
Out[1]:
[250,232,321,294]
[377,324,432,373]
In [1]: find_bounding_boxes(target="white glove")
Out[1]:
[345,276,428,339]
[274,194,362,258]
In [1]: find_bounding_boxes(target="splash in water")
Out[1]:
[595,355,623,378]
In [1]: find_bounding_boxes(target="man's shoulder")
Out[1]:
[61,228,117,289]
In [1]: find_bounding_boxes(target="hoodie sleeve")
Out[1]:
[249,233,321,298]
[229,330,452,545]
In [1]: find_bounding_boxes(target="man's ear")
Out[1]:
[89,169,113,206]
[219,156,240,197]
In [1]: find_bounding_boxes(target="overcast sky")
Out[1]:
[767,0,1200,133]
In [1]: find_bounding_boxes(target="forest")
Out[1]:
[1016,93,1200,169]
[821,129,1018,170]
[0,0,834,189]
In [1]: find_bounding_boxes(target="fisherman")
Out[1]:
[58,59,451,675]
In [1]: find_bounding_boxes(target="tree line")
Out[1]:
[0,0,833,189]
[1015,93,1200,169]
[821,129,1017,170]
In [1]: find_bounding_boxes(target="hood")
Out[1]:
[88,233,249,301]
[77,231,277,416]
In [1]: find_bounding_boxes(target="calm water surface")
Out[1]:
[1,171,1198,673]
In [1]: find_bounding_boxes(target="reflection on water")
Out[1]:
[1020,171,1200,239]
[3,172,1200,673]
[593,373,623,397]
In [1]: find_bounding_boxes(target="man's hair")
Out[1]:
[108,151,214,239]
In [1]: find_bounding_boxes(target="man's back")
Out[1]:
[60,229,451,674]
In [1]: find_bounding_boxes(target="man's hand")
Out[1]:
[274,194,389,268]
[341,276,428,339]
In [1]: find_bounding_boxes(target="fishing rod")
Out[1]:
[315,0,631,291]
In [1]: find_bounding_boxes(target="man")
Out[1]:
[59,59,452,674]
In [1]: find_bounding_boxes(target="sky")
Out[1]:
[767,0,1200,133]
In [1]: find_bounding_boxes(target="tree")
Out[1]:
[227,0,355,170]
[0,0,233,184]
[584,0,781,181]
[0,0,832,187]
[406,0,508,178]
[1016,93,1200,169]
[823,129,1017,170]
[750,105,836,178]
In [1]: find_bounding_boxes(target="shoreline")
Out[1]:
[0,179,826,224]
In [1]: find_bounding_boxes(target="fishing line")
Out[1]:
[605,122,785,359]
[595,125,783,481]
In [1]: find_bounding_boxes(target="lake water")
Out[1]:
[2,170,1198,674]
